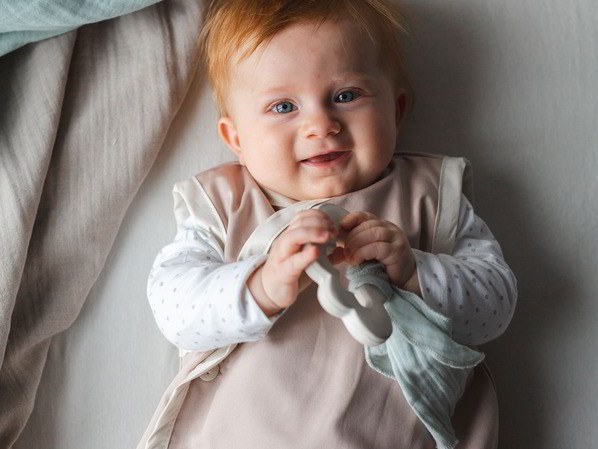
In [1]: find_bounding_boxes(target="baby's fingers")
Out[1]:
[345,224,394,256]
[289,209,336,230]
[276,226,336,259]
[340,211,377,231]
[279,244,320,279]
[346,241,392,265]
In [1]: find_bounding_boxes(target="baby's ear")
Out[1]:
[218,117,244,164]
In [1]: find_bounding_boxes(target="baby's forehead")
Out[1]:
[267,20,378,60]
[231,20,385,85]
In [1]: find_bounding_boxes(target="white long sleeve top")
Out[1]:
[148,194,517,351]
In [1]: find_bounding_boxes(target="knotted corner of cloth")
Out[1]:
[345,261,485,449]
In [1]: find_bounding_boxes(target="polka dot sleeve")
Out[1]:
[147,217,282,352]
[411,194,517,346]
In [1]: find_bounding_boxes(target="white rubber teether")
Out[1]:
[304,203,392,346]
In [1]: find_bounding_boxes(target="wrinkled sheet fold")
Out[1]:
[0,1,202,446]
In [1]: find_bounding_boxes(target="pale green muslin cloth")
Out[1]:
[0,0,163,57]
[346,262,485,449]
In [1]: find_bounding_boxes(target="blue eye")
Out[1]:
[335,90,360,103]
[273,102,295,113]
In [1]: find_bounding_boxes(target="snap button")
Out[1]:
[200,365,220,381]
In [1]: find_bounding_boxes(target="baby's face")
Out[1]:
[218,19,405,201]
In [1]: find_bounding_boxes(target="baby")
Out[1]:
[142,0,517,447]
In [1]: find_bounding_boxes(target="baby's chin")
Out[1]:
[264,186,344,202]
[295,177,388,200]
[293,184,357,201]
[259,174,381,201]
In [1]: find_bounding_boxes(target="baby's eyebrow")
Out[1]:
[258,73,375,97]
[330,72,375,84]
[258,85,293,97]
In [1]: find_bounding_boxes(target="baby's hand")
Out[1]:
[249,209,339,315]
[340,211,421,294]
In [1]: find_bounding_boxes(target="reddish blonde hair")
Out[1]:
[199,0,413,116]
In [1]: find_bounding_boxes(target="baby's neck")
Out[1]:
[258,163,393,209]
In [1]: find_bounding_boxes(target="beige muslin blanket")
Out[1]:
[0,1,202,446]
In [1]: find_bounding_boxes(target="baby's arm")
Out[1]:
[412,194,517,345]
[147,217,279,352]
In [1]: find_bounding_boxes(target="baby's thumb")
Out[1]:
[340,213,356,229]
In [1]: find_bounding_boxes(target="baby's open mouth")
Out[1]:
[302,151,350,164]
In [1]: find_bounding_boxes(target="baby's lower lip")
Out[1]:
[301,151,351,167]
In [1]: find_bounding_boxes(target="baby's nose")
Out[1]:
[302,110,341,139]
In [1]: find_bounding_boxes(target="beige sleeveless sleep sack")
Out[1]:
[138,152,499,449]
